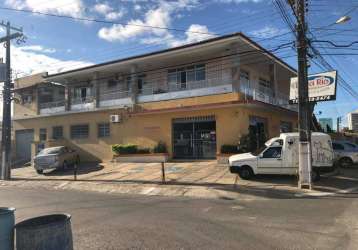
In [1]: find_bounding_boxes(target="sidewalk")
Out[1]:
[2,161,358,200]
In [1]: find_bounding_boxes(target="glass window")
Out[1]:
[74,87,91,101]
[39,128,47,141]
[137,74,146,94]
[262,147,282,158]
[259,78,271,88]
[280,121,293,133]
[167,64,206,87]
[98,123,110,138]
[168,69,177,85]
[52,126,63,140]
[71,124,89,139]
[187,66,195,82]
[107,79,118,88]
[332,143,344,150]
[195,64,206,81]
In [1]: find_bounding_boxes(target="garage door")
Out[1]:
[15,129,34,163]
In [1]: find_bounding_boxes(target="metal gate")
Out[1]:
[173,116,216,159]
[15,129,34,163]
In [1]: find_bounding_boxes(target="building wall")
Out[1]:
[13,105,297,162]
[348,112,358,131]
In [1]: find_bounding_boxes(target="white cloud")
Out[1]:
[93,3,112,15]
[93,2,125,21]
[249,26,284,39]
[215,0,263,3]
[19,45,56,54]
[5,0,85,18]
[6,45,93,77]
[98,0,199,42]
[170,24,215,47]
[134,4,141,12]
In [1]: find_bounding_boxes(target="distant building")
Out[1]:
[319,118,333,132]
[347,110,358,132]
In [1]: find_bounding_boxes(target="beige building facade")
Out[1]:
[13,33,298,163]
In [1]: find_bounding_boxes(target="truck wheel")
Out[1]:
[312,169,320,182]
[239,166,254,180]
[339,157,353,168]
[36,169,43,174]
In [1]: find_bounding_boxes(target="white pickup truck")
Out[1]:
[229,132,334,181]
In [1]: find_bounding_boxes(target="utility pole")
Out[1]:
[0,21,24,180]
[294,0,312,189]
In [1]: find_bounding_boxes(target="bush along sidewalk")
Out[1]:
[112,141,169,163]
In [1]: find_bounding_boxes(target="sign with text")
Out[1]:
[289,71,337,104]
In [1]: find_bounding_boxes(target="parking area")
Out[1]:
[5,161,358,199]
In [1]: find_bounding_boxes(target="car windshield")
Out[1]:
[344,142,357,149]
[38,147,63,155]
[252,145,268,156]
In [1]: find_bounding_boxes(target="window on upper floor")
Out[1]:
[258,78,273,95]
[167,64,206,90]
[107,79,118,88]
[22,94,33,105]
[73,86,92,102]
[137,74,146,94]
[240,70,250,91]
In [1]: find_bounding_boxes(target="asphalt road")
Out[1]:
[1,187,358,250]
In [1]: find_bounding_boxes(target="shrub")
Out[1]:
[137,148,151,154]
[153,141,167,153]
[112,144,138,154]
[220,144,239,154]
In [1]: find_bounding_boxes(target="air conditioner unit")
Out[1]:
[110,114,122,123]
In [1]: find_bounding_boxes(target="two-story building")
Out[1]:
[13,32,298,163]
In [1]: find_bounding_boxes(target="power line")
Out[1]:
[0,6,217,36]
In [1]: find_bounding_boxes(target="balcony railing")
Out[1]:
[240,85,297,112]
[71,96,94,105]
[39,100,66,115]
[99,90,130,101]
[139,75,233,96]
[71,96,95,111]
[39,100,65,109]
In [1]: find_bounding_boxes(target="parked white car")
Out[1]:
[229,132,334,181]
[332,141,358,167]
[33,146,80,174]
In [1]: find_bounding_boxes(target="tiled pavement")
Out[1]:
[3,161,358,200]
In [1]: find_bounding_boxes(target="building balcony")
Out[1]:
[137,75,233,103]
[240,85,297,112]
[99,90,132,107]
[39,100,66,115]
[71,97,95,111]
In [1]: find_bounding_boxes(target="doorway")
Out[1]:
[173,116,216,159]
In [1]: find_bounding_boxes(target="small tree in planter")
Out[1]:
[153,141,167,153]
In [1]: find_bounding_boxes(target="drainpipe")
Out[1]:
[92,72,100,108]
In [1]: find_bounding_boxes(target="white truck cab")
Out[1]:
[229,132,334,181]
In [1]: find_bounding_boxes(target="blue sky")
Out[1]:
[1,0,357,127]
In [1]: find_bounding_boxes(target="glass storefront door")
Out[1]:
[173,117,216,159]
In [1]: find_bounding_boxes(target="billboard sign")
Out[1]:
[289,70,337,104]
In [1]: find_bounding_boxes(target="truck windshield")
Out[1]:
[252,145,267,156]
